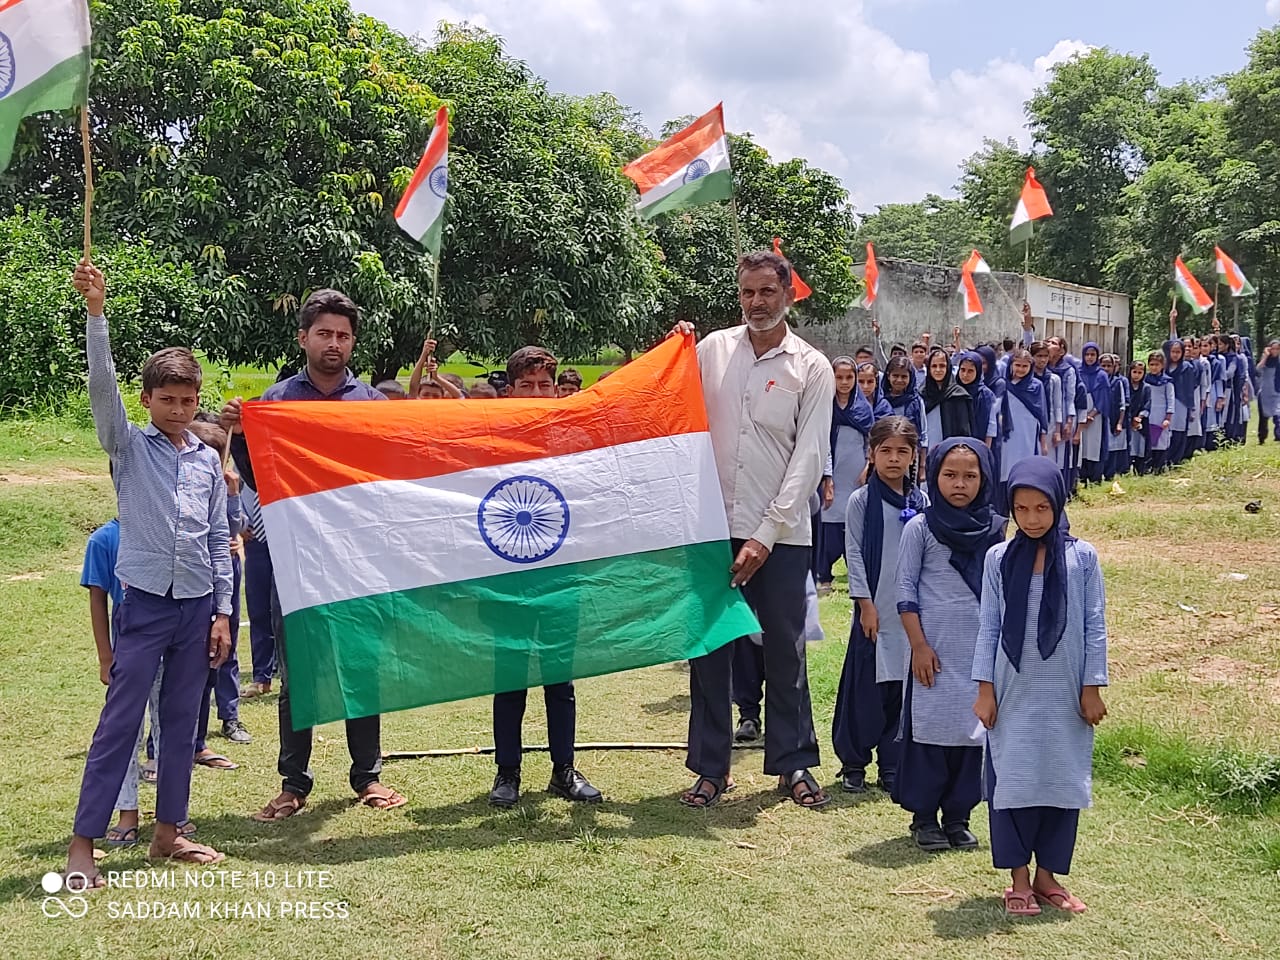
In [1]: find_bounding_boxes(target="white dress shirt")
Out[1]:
[697,324,835,549]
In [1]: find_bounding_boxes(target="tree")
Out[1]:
[1026,49,1159,288]
[855,195,983,267]
[956,138,1033,271]
[0,2,660,380]
[0,211,211,408]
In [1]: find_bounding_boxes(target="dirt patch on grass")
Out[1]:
[0,468,101,485]
[1185,655,1280,697]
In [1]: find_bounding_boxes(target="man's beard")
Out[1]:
[743,306,788,334]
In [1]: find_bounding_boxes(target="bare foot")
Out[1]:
[64,836,105,891]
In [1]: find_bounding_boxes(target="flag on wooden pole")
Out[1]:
[772,237,812,300]
[1214,246,1256,297]
[0,0,92,172]
[395,105,449,258]
[1174,256,1213,314]
[1009,167,1053,246]
[622,104,733,221]
[861,242,880,308]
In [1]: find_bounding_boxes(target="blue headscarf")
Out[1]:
[1000,458,1074,671]
[857,361,893,420]
[861,468,925,602]
[976,344,1005,398]
[830,361,877,462]
[1162,340,1198,409]
[1003,364,1048,439]
[958,351,996,439]
[924,438,1004,599]
[1079,342,1112,421]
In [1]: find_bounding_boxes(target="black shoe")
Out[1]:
[839,768,867,793]
[875,776,896,794]
[734,717,761,742]
[548,765,602,803]
[221,719,252,744]
[944,822,979,849]
[911,821,951,852]
[489,767,521,808]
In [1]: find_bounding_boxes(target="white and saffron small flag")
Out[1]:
[1009,166,1053,246]
[1215,245,1255,298]
[0,0,92,172]
[623,103,733,221]
[1174,255,1213,314]
[962,249,991,274]
[862,242,880,308]
[395,104,449,257]
[243,336,760,729]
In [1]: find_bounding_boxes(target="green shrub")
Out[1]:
[0,210,215,410]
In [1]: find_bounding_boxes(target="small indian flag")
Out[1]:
[1215,245,1256,298]
[623,103,733,221]
[1174,256,1213,314]
[963,249,991,275]
[242,336,759,729]
[958,270,983,320]
[1009,167,1053,246]
[394,104,449,257]
[862,242,880,308]
[0,0,92,173]
[772,237,812,301]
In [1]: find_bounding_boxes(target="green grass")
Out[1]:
[1,421,1279,958]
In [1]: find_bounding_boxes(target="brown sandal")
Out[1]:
[151,837,225,865]
[356,784,407,810]
[252,790,306,822]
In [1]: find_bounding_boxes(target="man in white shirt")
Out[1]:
[673,250,835,810]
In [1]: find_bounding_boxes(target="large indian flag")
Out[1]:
[394,104,449,257]
[0,0,92,172]
[622,103,733,220]
[242,336,759,730]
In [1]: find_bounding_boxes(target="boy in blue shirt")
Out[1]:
[65,261,232,888]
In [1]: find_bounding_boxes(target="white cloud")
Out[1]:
[353,1,1090,210]
[1268,0,1280,19]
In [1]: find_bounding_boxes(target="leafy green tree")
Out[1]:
[0,211,210,408]
[1,3,660,381]
[1027,49,1159,288]
[855,195,983,267]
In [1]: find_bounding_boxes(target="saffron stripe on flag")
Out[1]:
[244,334,707,503]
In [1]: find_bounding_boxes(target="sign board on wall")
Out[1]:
[1026,275,1128,327]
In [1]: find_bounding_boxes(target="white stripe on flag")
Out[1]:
[637,138,730,210]
[264,432,729,616]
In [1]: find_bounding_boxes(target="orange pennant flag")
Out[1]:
[772,237,813,301]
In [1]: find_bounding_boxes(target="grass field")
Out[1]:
[1,414,1278,960]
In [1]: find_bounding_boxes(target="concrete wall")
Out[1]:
[798,258,1131,359]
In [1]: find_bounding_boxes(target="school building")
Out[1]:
[803,257,1132,359]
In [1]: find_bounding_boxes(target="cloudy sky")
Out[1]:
[354,0,1278,212]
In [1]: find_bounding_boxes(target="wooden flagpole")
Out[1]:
[80,106,94,259]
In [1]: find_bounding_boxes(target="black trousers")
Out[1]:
[687,542,819,778]
[271,583,383,797]
[493,683,576,769]
[731,636,764,722]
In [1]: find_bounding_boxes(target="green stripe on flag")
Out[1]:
[0,51,90,172]
[419,212,444,260]
[1010,219,1034,247]
[281,541,760,729]
[639,168,734,221]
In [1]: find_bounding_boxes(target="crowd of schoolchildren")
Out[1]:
[62,250,1271,918]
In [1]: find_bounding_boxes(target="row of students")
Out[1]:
[833,420,1108,916]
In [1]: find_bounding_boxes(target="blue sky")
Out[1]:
[354,1,1278,210]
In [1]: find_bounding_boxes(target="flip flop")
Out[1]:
[193,752,238,770]
[1003,888,1041,916]
[177,820,197,837]
[1034,885,1087,914]
[105,826,139,848]
[151,838,225,865]
[253,791,306,822]
[356,784,408,811]
[141,763,157,785]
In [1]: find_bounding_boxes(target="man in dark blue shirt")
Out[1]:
[222,289,407,820]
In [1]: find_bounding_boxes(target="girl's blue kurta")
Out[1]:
[1108,377,1129,454]
[973,540,1109,810]
[1147,379,1175,451]
[821,423,867,524]
[896,515,983,746]
[1001,388,1042,482]
[1078,391,1102,462]
[846,486,911,683]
